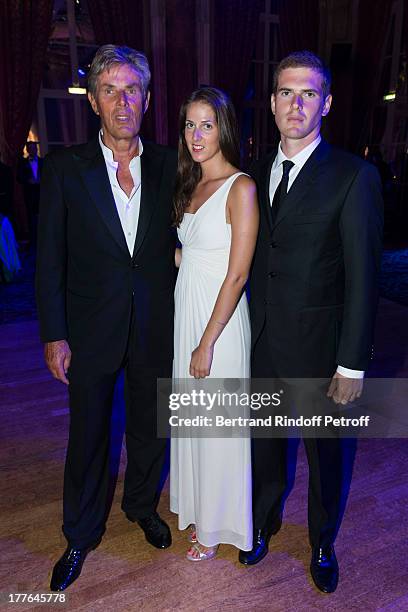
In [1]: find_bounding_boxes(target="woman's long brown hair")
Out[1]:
[173,87,240,227]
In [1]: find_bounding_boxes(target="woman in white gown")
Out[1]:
[170,87,259,560]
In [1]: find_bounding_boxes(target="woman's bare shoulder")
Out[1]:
[229,173,257,197]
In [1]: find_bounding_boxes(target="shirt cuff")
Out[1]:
[336,365,364,379]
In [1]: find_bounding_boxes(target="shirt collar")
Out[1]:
[98,129,143,166]
[274,135,321,171]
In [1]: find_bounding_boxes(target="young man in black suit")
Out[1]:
[36,45,176,591]
[239,51,383,593]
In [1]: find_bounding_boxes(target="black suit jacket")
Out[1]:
[250,140,383,378]
[36,138,177,372]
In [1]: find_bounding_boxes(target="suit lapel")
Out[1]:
[264,153,275,235]
[257,152,276,236]
[75,138,129,255]
[132,143,163,259]
[273,140,330,231]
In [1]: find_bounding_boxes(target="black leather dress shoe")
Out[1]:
[127,511,172,549]
[50,540,100,592]
[310,545,339,593]
[238,516,282,565]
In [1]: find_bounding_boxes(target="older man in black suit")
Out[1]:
[239,51,383,593]
[36,45,176,591]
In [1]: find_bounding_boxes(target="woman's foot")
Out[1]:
[187,524,197,544]
[186,543,218,561]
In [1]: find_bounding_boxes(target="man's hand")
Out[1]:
[44,340,71,385]
[327,371,363,405]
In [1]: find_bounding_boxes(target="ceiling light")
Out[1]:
[68,86,86,95]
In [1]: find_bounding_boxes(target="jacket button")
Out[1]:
[132,262,139,268]
[270,241,277,248]
[268,271,277,278]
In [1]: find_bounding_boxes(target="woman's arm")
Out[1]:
[175,247,182,268]
[189,175,259,378]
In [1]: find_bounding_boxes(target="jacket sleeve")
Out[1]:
[35,153,68,342]
[336,163,384,370]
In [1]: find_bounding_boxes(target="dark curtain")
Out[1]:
[278,0,320,57]
[404,0,408,61]
[213,0,264,122]
[87,0,144,47]
[0,0,53,233]
[326,43,354,148]
[349,0,391,152]
[165,0,197,146]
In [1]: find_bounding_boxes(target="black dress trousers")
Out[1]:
[251,325,345,548]
[62,298,171,549]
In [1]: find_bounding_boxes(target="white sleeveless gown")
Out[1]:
[170,173,253,550]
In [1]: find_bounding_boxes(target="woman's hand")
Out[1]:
[189,343,214,378]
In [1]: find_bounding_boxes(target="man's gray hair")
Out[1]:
[87,45,151,99]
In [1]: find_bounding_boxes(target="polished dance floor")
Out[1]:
[0,254,407,610]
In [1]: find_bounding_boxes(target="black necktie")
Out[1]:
[271,160,294,224]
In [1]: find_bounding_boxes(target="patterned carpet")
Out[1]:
[379,248,408,307]
[1,247,407,325]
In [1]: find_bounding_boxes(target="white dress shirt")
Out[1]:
[269,135,321,201]
[99,130,142,256]
[269,135,364,379]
